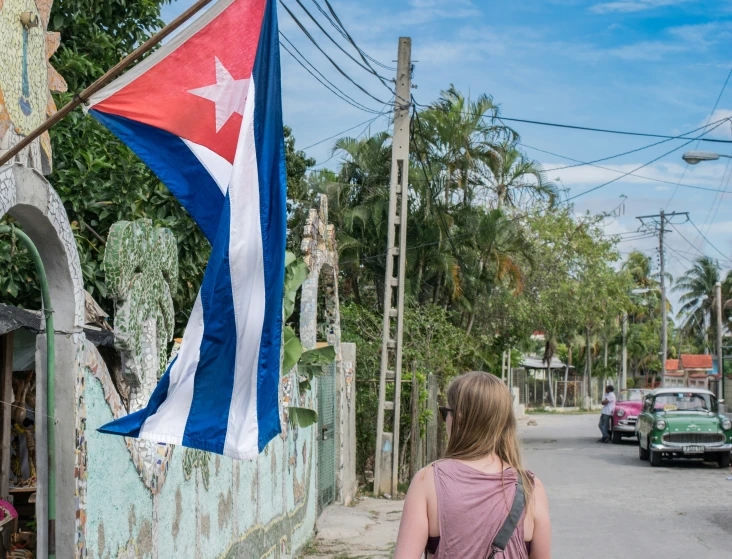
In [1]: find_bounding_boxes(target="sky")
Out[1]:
[162,0,732,313]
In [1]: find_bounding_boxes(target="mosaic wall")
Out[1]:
[0,0,67,174]
[82,337,318,559]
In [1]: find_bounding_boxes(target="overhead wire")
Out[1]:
[686,217,732,264]
[668,67,732,210]
[523,142,732,194]
[301,113,390,151]
[279,34,382,114]
[412,100,732,144]
[278,0,389,105]
[292,0,395,95]
[320,0,400,77]
[563,118,730,202]
[310,0,396,71]
[311,101,394,168]
[547,117,732,172]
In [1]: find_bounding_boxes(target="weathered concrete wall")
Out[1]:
[82,340,318,559]
[337,343,357,505]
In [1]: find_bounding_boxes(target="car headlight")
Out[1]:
[655,419,667,430]
[616,409,625,418]
[722,419,732,431]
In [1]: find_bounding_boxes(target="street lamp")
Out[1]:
[682,151,732,165]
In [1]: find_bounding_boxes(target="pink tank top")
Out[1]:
[431,460,530,559]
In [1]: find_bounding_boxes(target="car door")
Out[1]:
[637,396,653,443]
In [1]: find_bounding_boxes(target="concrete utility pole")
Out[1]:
[716,282,724,401]
[373,37,411,497]
[622,312,628,390]
[636,210,688,388]
[659,210,667,387]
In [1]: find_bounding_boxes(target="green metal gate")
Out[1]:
[317,360,337,513]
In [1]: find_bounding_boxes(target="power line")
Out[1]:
[311,105,393,168]
[667,221,732,265]
[668,67,732,210]
[301,112,390,151]
[292,0,394,93]
[278,0,389,105]
[279,35,382,114]
[310,0,396,71]
[413,100,732,143]
[687,217,732,264]
[564,119,730,202]
[523,142,732,195]
[320,0,399,76]
[547,117,731,171]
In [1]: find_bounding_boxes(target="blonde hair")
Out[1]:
[444,371,533,505]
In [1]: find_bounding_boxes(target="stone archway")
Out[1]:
[0,163,85,559]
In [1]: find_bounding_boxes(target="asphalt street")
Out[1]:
[522,413,732,559]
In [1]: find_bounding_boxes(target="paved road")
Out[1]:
[310,414,732,558]
[523,413,732,559]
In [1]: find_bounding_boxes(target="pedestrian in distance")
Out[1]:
[393,371,551,559]
[598,385,616,443]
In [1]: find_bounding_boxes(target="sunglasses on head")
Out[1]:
[439,406,453,421]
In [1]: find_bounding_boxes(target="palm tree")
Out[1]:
[418,85,514,207]
[674,256,720,350]
[483,141,558,209]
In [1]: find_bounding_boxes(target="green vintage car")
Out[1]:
[636,387,732,468]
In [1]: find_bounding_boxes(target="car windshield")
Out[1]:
[619,390,644,402]
[653,393,715,412]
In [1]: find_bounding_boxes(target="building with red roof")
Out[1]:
[663,354,718,390]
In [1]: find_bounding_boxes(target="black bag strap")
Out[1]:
[487,474,526,559]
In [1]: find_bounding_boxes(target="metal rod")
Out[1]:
[0,226,54,557]
[0,0,215,168]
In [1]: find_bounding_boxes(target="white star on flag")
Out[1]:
[189,57,250,132]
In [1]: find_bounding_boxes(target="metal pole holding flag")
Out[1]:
[0,0,215,169]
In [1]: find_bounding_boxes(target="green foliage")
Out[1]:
[282,252,335,429]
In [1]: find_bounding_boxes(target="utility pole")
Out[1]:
[659,210,667,387]
[622,312,628,390]
[636,210,688,389]
[716,282,723,401]
[373,37,411,497]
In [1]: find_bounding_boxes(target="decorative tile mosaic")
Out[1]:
[0,0,67,174]
[104,219,177,405]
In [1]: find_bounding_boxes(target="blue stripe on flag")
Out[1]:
[182,194,238,454]
[90,110,225,243]
[252,0,287,451]
[98,358,175,437]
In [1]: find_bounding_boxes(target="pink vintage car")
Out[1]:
[611,389,649,443]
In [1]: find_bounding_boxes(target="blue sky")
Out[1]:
[163,0,732,306]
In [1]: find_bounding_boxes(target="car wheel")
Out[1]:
[718,452,731,469]
[612,430,622,444]
[649,444,662,467]
[638,436,649,460]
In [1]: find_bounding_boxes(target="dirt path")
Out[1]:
[303,497,404,559]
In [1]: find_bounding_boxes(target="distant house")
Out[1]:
[663,354,718,390]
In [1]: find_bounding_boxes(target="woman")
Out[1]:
[394,371,551,559]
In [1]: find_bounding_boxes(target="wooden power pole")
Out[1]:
[373,37,412,497]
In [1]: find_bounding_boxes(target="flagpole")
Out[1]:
[0,0,216,169]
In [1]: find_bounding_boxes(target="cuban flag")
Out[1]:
[90,0,286,459]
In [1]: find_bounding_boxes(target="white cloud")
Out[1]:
[590,0,692,14]
[698,108,732,140]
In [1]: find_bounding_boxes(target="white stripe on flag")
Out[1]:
[139,293,204,442]
[224,78,264,459]
[182,139,233,194]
